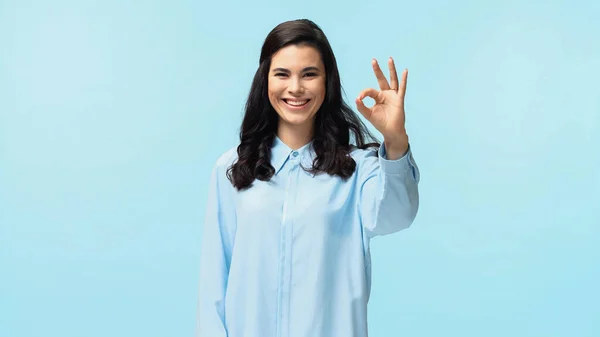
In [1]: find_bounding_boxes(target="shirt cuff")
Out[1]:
[378,144,419,181]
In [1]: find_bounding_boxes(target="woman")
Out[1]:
[197,19,420,337]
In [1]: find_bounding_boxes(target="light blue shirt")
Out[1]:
[196,136,420,337]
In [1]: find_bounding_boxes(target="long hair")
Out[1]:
[227,19,379,190]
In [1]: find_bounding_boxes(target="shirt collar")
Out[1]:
[271,136,314,174]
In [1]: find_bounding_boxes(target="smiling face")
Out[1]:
[267,44,326,143]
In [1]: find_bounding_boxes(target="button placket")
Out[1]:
[281,149,300,337]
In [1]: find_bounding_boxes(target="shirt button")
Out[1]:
[292,151,299,157]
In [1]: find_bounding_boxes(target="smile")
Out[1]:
[283,99,310,108]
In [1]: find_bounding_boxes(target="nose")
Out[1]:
[288,77,304,95]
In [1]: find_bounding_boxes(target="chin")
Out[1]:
[279,113,315,127]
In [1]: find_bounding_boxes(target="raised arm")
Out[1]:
[358,145,420,237]
[354,57,420,236]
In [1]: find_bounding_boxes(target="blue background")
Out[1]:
[1,0,598,336]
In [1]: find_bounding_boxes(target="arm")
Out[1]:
[354,58,418,236]
[196,163,236,336]
[359,144,420,237]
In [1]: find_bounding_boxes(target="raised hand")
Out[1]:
[355,57,409,158]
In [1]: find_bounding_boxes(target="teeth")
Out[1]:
[285,100,308,106]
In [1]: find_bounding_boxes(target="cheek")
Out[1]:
[313,82,326,104]
[314,79,325,96]
[267,83,279,105]
[268,81,283,100]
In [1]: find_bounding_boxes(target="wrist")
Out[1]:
[383,135,409,160]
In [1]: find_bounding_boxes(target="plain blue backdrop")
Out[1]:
[1,0,598,336]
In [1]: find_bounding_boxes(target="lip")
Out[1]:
[282,98,311,110]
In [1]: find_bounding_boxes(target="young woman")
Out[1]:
[197,19,420,337]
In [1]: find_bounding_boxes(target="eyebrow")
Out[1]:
[272,66,321,73]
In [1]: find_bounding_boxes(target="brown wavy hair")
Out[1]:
[227,19,379,190]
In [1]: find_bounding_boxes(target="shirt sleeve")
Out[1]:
[358,144,420,238]
[196,161,236,337]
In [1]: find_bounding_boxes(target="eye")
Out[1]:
[274,73,288,77]
[304,72,318,77]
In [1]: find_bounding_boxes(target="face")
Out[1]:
[267,44,326,134]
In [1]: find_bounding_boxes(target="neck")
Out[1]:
[277,122,313,150]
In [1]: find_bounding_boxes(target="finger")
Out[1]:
[371,59,390,91]
[355,97,372,119]
[399,68,408,99]
[357,88,382,103]
[389,57,399,92]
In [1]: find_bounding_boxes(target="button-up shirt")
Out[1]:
[196,136,420,337]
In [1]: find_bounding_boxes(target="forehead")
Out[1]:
[270,44,323,69]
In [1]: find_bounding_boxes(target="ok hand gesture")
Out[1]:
[355,57,410,159]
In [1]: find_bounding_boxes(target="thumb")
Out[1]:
[355,88,379,120]
[355,97,372,120]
